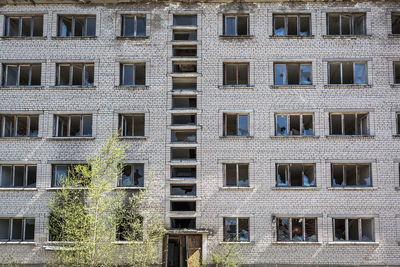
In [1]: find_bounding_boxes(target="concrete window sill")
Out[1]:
[0,187,38,191]
[324,84,372,89]
[51,36,97,40]
[322,35,373,39]
[113,241,144,245]
[393,135,400,138]
[46,137,95,141]
[219,241,254,245]
[218,187,254,192]
[1,36,47,40]
[272,241,322,245]
[271,187,321,191]
[171,26,197,30]
[116,36,149,40]
[118,136,147,140]
[0,241,36,245]
[326,135,375,139]
[0,86,44,90]
[327,241,379,246]
[327,187,378,191]
[218,85,255,90]
[270,135,320,139]
[50,86,96,90]
[169,73,201,78]
[0,137,42,141]
[390,84,400,88]
[115,85,149,90]
[388,34,400,38]
[46,187,89,191]
[270,85,315,89]
[219,35,255,39]
[219,136,254,140]
[269,35,315,39]
[115,187,145,190]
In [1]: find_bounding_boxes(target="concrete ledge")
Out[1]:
[325,135,375,139]
[0,188,38,191]
[115,187,145,190]
[0,36,47,40]
[269,35,315,39]
[219,241,254,245]
[219,136,254,140]
[327,241,379,246]
[46,137,95,141]
[219,35,255,39]
[0,241,36,245]
[218,85,255,90]
[390,84,400,88]
[324,84,373,89]
[117,136,147,140]
[0,137,42,141]
[322,35,373,39]
[270,135,319,139]
[327,187,378,191]
[272,241,322,245]
[114,85,149,90]
[51,36,97,40]
[271,187,320,191]
[116,36,149,40]
[49,86,96,90]
[218,186,254,192]
[270,85,315,89]
[388,34,400,38]
[0,86,44,90]
[171,26,197,30]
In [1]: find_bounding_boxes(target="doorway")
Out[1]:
[166,235,202,267]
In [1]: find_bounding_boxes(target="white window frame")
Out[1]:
[121,15,146,37]
[273,14,311,36]
[275,113,314,136]
[223,14,249,36]
[326,13,366,35]
[3,64,41,87]
[331,163,372,187]
[54,114,92,137]
[276,163,316,187]
[0,165,36,188]
[58,15,96,37]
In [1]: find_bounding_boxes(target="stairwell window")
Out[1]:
[3,64,41,87]
[274,63,312,85]
[58,15,96,37]
[5,15,43,37]
[276,164,315,187]
[331,163,371,187]
[0,218,35,241]
[223,15,249,36]
[277,217,317,242]
[0,165,36,188]
[223,63,249,86]
[121,15,146,37]
[273,14,311,36]
[223,113,249,137]
[54,115,92,137]
[328,62,367,85]
[56,63,94,87]
[333,218,374,241]
[327,13,366,35]
[0,115,39,137]
[223,217,249,242]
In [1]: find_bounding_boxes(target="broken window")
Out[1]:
[275,114,313,136]
[329,113,369,136]
[172,62,197,73]
[121,15,146,37]
[327,13,366,35]
[171,167,196,179]
[118,163,144,187]
[273,14,311,36]
[171,148,196,161]
[173,30,197,40]
[120,63,145,86]
[116,214,143,241]
[172,96,197,109]
[171,114,196,125]
[173,15,197,26]
[2,64,41,87]
[118,114,145,137]
[0,218,35,241]
[58,15,96,37]
[224,164,249,187]
[223,217,249,242]
[276,164,315,187]
[333,218,374,241]
[170,218,196,229]
[276,217,317,242]
[274,63,312,85]
[0,165,36,188]
[171,201,196,212]
[173,46,197,57]
[56,63,94,86]
[223,113,249,137]
[223,15,249,36]
[5,16,43,37]
[172,77,197,90]
[394,62,400,84]
[170,185,196,196]
[331,164,371,187]
[54,115,92,137]
[171,130,196,143]
[223,63,249,86]
[52,164,89,187]
[0,115,39,137]
[392,13,400,34]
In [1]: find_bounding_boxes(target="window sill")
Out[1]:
[218,85,255,90]
[219,136,254,140]
[326,135,375,139]
[272,241,322,245]
[390,84,400,88]
[0,136,41,141]
[327,241,379,246]
[46,137,95,141]
[219,241,254,245]
[322,35,372,39]
[272,187,320,191]
[388,34,400,38]
[0,241,36,245]
[46,187,89,191]
[218,186,254,192]
[171,40,198,46]
[270,85,315,89]
[116,36,150,40]
[170,160,197,164]
[171,25,197,30]
[50,86,96,90]
[115,85,149,90]
[115,187,145,190]
[270,135,319,139]
[269,35,314,39]
[113,241,144,245]
[1,36,47,40]
[393,135,400,138]
[219,35,255,39]
[118,136,147,140]
[0,187,37,191]
[0,86,44,90]
[324,84,372,89]
[51,36,97,40]
[169,73,201,78]
[327,187,378,191]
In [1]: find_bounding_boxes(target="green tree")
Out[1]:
[210,243,242,267]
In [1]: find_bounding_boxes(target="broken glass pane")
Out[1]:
[332,165,344,186]
[171,167,196,179]
[277,218,290,241]
[354,63,367,84]
[361,219,373,241]
[4,116,13,137]
[225,17,236,35]
[290,164,302,186]
[287,64,299,85]
[277,165,288,186]
[238,219,249,242]
[171,130,196,142]
[170,185,196,196]
[392,14,400,34]
[173,15,197,26]
[172,77,196,90]
[225,164,237,186]
[292,218,303,241]
[238,165,249,187]
[136,17,146,36]
[1,166,12,187]
[238,115,248,136]
[276,115,288,136]
[172,115,196,125]
[224,218,237,241]
[348,219,359,241]
[84,65,94,86]
[274,64,286,85]
[358,165,371,186]
[72,64,83,85]
[328,14,340,35]
[334,219,345,241]
[121,116,132,136]
[341,14,351,35]
[274,16,285,36]
[70,116,81,136]
[287,17,298,35]
[300,64,312,85]
[342,63,354,84]
[237,16,248,35]
[289,115,300,135]
[329,63,341,84]
[86,17,96,36]
[302,115,313,136]
[303,165,315,187]
[225,114,237,136]
[54,165,67,186]
[354,14,365,35]
[29,116,38,137]
[344,114,356,135]
[299,16,310,36]
[345,165,357,186]
[171,148,196,160]
[133,164,144,187]
[305,219,317,241]
[6,65,18,86]
[74,17,84,36]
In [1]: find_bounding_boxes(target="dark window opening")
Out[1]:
[225,164,249,187]
[173,30,197,40]
[3,64,41,87]
[172,77,197,90]
[173,15,197,26]
[0,115,39,137]
[274,63,312,85]
[277,217,317,242]
[58,16,96,37]
[275,114,314,136]
[122,15,146,37]
[0,165,36,188]
[327,13,366,35]
[170,185,196,196]
[331,164,371,187]
[171,167,196,179]
[170,218,196,229]
[392,13,400,34]
[394,62,400,84]
[52,164,89,187]
[171,148,196,161]
[171,130,196,143]
[54,115,92,137]
[56,63,94,86]
[172,96,197,109]
[171,114,196,125]
[173,46,197,57]
[223,63,249,86]
[118,114,145,137]
[116,215,143,241]
[0,218,35,241]
[329,113,369,136]
[171,201,196,211]
[223,15,249,36]
[333,218,373,241]
[273,14,311,36]
[118,163,144,187]
[276,164,315,187]
[120,63,145,86]
[223,113,249,137]
[397,114,400,135]
[223,218,249,242]
[5,16,43,37]
[172,62,197,73]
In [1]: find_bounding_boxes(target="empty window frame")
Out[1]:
[397,113,400,135]
[171,114,196,125]
[223,15,249,36]
[394,62,400,84]
[223,217,249,242]
[170,184,196,196]
[392,13,400,34]
[276,114,314,136]
[54,115,92,137]
[120,63,145,86]
[0,115,39,137]
[328,62,367,85]
[223,113,249,137]
[172,62,197,73]
[329,113,369,136]
[273,14,311,36]
[333,218,374,241]
[173,46,197,57]
[224,164,249,187]
[171,148,196,161]
[121,15,146,37]
[276,164,316,187]
[0,218,35,241]
[171,130,196,143]
[172,77,197,90]
[52,164,88,187]
[223,63,249,86]
[58,15,96,37]
[116,215,143,241]
[118,163,144,187]
[173,30,197,40]
[2,64,41,87]
[274,63,312,85]
[5,16,43,37]
[170,201,196,212]
[172,96,197,109]
[171,166,196,179]
[0,165,36,188]
[56,63,94,86]
[118,114,145,137]
[170,218,196,229]
[331,164,371,187]
[327,13,366,35]
[173,15,197,26]
[277,217,317,242]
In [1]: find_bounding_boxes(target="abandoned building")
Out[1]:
[0,0,400,265]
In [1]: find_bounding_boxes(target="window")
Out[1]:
[273,14,310,36]
[54,115,92,137]
[172,77,197,90]
[392,13,400,34]
[56,63,94,86]
[171,201,196,211]
[0,218,35,241]
[328,62,367,85]
[172,96,197,109]
[171,148,196,161]
[0,165,36,188]
[116,215,143,241]
[0,115,39,137]
[223,15,249,36]
[172,61,197,73]
[331,164,371,187]
[171,166,196,179]
[171,114,196,125]
[223,113,249,137]
[397,113,400,135]
[275,114,313,136]
[52,164,89,187]
[171,130,196,143]
[173,15,197,26]
[173,30,197,41]
[120,63,145,86]
[223,63,249,86]
[276,217,317,242]
[276,164,315,187]
[224,164,249,187]
[5,16,43,37]
[223,217,249,242]
[329,113,369,136]
[121,15,146,37]
[170,185,196,196]
[118,114,145,137]
[173,46,197,57]
[274,63,312,85]
[333,218,374,241]
[170,218,196,229]
[58,15,96,37]
[2,64,41,87]
[327,13,366,35]
[394,62,400,84]
[118,163,144,187]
